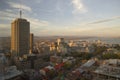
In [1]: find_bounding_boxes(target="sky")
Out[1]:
[0,0,120,37]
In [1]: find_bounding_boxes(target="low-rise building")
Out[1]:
[0,66,22,80]
[94,59,120,80]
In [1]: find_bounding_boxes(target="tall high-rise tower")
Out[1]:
[11,11,30,57]
[29,33,34,54]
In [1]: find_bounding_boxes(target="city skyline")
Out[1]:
[0,0,120,37]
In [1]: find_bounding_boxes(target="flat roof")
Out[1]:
[0,71,22,80]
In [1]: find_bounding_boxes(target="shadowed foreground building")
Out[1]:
[11,18,30,57]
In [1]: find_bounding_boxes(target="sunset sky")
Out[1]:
[0,0,120,37]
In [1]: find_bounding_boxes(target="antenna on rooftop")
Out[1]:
[20,10,22,18]
[19,0,22,18]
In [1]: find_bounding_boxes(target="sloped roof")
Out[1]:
[82,59,95,67]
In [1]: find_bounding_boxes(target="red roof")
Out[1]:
[54,62,64,69]
[43,68,50,72]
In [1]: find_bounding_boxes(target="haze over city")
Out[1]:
[0,0,120,37]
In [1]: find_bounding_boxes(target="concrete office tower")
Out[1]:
[29,33,34,54]
[11,18,30,57]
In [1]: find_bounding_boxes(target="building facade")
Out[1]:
[29,33,34,54]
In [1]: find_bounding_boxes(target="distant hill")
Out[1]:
[34,36,96,41]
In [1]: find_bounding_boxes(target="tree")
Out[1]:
[102,53,119,59]
[63,62,72,70]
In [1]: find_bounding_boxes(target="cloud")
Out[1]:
[0,9,50,36]
[0,9,49,27]
[7,2,32,12]
[5,9,13,12]
[64,25,120,37]
[35,0,42,4]
[28,18,50,28]
[0,16,50,36]
[71,0,87,14]
[89,16,120,24]
[0,10,16,21]
[0,24,10,37]
[0,24,10,28]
